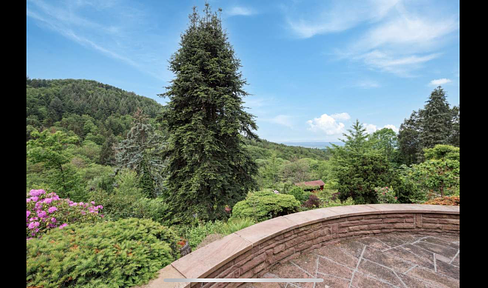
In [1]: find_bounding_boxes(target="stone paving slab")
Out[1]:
[246,232,459,288]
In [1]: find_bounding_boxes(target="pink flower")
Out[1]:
[28,222,40,229]
[37,210,47,218]
[59,223,68,229]
[29,189,45,197]
[31,196,39,202]
[48,207,58,213]
[51,217,57,223]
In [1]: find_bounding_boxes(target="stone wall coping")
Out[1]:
[141,204,459,288]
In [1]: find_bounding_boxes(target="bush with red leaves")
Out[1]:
[424,196,460,206]
[302,194,321,209]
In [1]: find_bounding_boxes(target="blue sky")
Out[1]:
[26,0,459,143]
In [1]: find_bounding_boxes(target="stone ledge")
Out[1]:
[139,204,459,288]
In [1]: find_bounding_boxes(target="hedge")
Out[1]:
[26,218,179,288]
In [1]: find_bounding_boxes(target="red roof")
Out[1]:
[295,180,325,187]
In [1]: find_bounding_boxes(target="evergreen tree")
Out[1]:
[328,121,395,204]
[99,134,118,166]
[398,110,423,165]
[115,108,166,198]
[448,105,460,147]
[420,86,452,149]
[160,4,258,223]
[340,119,370,154]
[398,86,458,165]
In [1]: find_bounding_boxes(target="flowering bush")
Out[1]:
[26,189,104,239]
[375,186,399,204]
[26,218,179,288]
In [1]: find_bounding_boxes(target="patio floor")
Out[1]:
[245,232,459,288]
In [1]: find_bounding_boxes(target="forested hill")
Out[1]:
[26,78,164,140]
[26,78,329,160]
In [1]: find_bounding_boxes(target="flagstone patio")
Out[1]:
[248,232,459,288]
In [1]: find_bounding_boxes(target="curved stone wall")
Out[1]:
[142,204,459,288]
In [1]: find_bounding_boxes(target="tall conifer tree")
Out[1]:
[160,4,258,223]
[420,86,452,149]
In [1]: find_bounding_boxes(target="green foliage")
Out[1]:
[129,198,172,226]
[230,191,300,222]
[409,156,460,200]
[160,4,258,223]
[26,78,162,141]
[374,186,399,204]
[398,86,459,165]
[177,220,225,250]
[328,121,397,204]
[423,144,459,161]
[286,186,312,203]
[115,108,166,198]
[27,129,85,200]
[26,218,179,288]
[321,197,355,208]
[89,169,143,221]
[177,217,255,250]
[89,169,172,225]
[244,138,330,162]
[394,145,460,203]
[368,128,399,164]
[218,217,256,235]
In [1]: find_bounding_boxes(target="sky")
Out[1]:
[26,0,459,144]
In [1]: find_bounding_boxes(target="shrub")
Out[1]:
[286,186,312,203]
[130,197,172,225]
[321,197,355,208]
[178,217,256,250]
[26,218,179,288]
[26,189,104,239]
[230,191,300,222]
[178,220,225,250]
[302,194,321,209]
[374,186,399,204]
[218,217,256,235]
[424,196,460,206]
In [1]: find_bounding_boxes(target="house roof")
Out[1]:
[294,180,325,187]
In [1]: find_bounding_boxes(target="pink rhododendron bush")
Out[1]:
[26,189,104,239]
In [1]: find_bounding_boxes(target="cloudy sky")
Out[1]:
[26,0,459,143]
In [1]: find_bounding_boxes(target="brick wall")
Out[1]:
[140,204,459,288]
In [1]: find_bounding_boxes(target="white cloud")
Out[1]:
[383,124,399,133]
[285,0,458,77]
[356,50,441,76]
[330,113,351,121]
[363,123,399,134]
[307,113,350,135]
[286,0,399,38]
[429,78,452,86]
[227,6,256,17]
[363,123,378,134]
[354,13,458,53]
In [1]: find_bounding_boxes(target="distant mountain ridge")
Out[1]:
[26,78,334,159]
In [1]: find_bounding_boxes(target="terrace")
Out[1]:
[139,204,459,288]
